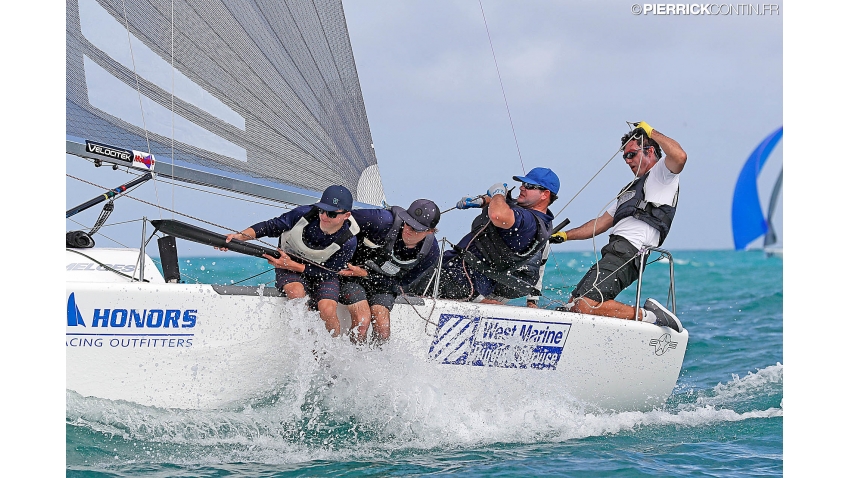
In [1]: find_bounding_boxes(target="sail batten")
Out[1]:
[67,0,386,205]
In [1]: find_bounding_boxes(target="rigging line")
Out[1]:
[171,0,175,219]
[478,0,526,174]
[231,268,275,285]
[119,0,152,156]
[581,134,648,310]
[67,174,246,236]
[119,0,166,223]
[551,132,640,221]
[67,166,296,210]
[66,217,132,248]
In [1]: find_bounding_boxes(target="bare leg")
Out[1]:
[282,282,307,299]
[347,300,372,344]
[570,296,642,321]
[479,298,504,305]
[370,304,391,344]
[317,299,341,337]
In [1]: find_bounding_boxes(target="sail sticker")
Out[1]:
[131,150,156,171]
[428,314,571,370]
[85,140,133,164]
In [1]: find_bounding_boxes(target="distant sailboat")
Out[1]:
[731,127,783,256]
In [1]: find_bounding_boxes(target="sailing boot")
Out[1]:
[644,298,682,333]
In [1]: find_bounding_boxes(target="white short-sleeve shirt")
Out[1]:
[606,159,680,249]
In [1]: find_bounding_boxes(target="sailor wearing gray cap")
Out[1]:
[339,199,442,344]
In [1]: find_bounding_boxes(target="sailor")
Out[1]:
[440,167,559,304]
[338,199,441,344]
[219,185,358,337]
[555,121,686,331]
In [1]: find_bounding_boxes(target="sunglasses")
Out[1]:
[320,209,347,218]
[623,147,651,160]
[521,182,547,191]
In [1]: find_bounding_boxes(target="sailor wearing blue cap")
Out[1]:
[438,167,559,303]
[219,185,359,337]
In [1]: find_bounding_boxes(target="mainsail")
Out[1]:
[67,0,385,206]
[731,126,783,250]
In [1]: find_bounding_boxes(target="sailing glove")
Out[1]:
[457,196,485,209]
[633,121,654,138]
[549,231,568,244]
[487,182,508,198]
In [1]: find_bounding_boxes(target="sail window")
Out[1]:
[78,0,245,131]
[84,56,248,162]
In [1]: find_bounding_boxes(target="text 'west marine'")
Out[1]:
[476,318,569,347]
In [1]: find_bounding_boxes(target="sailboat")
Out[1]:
[66,0,688,411]
[731,127,783,257]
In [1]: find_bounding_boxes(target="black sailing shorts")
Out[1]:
[339,276,398,311]
[571,235,641,303]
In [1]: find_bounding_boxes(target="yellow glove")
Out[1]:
[635,121,654,138]
[549,231,567,244]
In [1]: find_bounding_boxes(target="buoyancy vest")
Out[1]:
[612,172,678,246]
[357,206,433,277]
[278,207,360,264]
[457,199,552,297]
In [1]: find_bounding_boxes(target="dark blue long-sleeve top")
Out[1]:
[443,206,553,297]
[350,208,440,290]
[250,205,357,279]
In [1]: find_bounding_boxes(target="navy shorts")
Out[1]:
[276,270,340,309]
[339,277,397,311]
[571,235,642,303]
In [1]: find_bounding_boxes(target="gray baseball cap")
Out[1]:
[397,199,441,232]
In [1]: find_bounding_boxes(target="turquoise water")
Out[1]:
[66,250,783,476]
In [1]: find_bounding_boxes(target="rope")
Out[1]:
[478,0,525,174]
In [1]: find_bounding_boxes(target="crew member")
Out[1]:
[218,185,358,337]
[440,167,559,303]
[339,199,441,344]
[557,121,687,332]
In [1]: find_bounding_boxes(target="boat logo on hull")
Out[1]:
[66,293,197,329]
[428,314,572,370]
[67,292,86,327]
[649,333,678,356]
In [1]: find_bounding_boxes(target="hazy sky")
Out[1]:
[64,0,783,256]
[343,0,783,252]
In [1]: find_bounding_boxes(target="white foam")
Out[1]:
[66,303,784,464]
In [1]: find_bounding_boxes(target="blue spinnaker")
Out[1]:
[731,127,783,250]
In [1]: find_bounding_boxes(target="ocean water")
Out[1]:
[66,250,783,476]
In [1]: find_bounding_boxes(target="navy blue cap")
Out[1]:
[397,199,441,232]
[315,185,353,212]
[513,167,560,195]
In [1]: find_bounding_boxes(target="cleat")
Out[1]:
[644,298,682,333]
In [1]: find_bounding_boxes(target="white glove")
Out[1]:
[456,196,485,209]
[487,182,508,198]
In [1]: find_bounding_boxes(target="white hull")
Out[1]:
[66,249,688,411]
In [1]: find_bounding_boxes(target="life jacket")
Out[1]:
[456,199,552,297]
[278,207,360,264]
[612,172,678,246]
[356,206,434,277]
